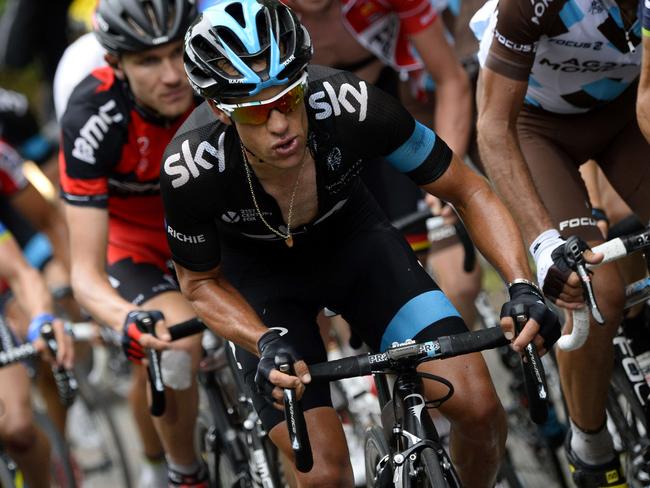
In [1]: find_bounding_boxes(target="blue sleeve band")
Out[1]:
[385,121,437,173]
[26,313,55,343]
[380,290,461,352]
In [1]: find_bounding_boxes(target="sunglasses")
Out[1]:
[215,73,308,125]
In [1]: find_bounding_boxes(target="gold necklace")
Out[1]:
[241,144,308,248]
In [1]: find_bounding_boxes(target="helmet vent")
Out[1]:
[125,15,149,38]
[142,1,162,36]
[255,11,270,48]
[224,2,246,28]
[215,27,246,55]
[192,35,223,65]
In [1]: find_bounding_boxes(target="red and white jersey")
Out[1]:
[340,0,439,72]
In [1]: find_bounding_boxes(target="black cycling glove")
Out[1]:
[121,310,164,363]
[543,236,590,301]
[500,282,561,349]
[254,329,301,402]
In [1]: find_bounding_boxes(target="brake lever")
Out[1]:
[565,236,605,325]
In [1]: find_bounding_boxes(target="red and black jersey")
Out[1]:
[59,66,196,270]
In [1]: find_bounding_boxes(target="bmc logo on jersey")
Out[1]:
[164,133,226,188]
[72,100,124,164]
[308,81,368,122]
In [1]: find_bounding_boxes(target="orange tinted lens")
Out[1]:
[230,105,274,124]
[230,83,305,125]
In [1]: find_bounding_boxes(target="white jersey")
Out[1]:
[470,0,642,114]
[53,32,107,121]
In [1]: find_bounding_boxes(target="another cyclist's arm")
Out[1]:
[63,204,131,331]
[638,35,650,142]
[0,229,53,319]
[422,154,531,283]
[476,69,555,243]
[0,227,73,366]
[12,182,70,270]
[411,19,471,156]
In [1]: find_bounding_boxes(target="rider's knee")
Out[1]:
[445,275,481,309]
[455,385,506,442]
[2,417,39,453]
[299,459,352,488]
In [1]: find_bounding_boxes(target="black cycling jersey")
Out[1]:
[161,65,452,271]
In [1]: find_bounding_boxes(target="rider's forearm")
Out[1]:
[9,265,53,319]
[637,38,650,142]
[434,73,471,157]
[453,178,534,283]
[476,123,555,245]
[70,267,132,330]
[177,268,268,355]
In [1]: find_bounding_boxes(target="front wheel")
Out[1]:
[414,447,460,488]
[364,426,391,488]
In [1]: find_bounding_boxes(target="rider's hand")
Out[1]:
[531,230,603,309]
[425,195,457,225]
[254,329,310,409]
[121,310,170,363]
[28,314,74,369]
[500,281,562,355]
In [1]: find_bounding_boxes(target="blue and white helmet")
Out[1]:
[184,0,312,100]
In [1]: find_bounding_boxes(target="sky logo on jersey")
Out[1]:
[308,81,368,122]
[71,100,124,164]
[164,133,225,188]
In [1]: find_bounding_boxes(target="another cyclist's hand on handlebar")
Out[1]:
[121,310,169,363]
[500,282,561,355]
[255,329,311,409]
[546,238,603,308]
[531,231,603,309]
[28,314,74,369]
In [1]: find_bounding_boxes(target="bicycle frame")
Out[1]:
[375,369,458,487]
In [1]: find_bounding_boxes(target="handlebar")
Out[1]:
[309,327,509,381]
[560,228,650,351]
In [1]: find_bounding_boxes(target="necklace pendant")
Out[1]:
[285,235,294,248]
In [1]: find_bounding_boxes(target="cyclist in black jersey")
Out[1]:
[162,1,561,486]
